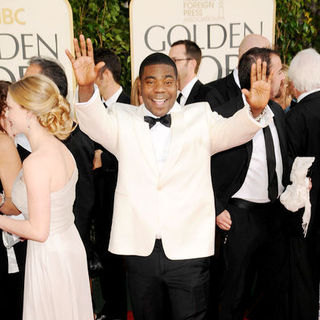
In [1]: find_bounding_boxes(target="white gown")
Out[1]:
[12,169,93,320]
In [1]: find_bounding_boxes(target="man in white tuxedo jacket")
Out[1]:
[67,35,273,320]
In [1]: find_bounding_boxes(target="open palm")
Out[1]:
[242,60,273,115]
[66,35,104,86]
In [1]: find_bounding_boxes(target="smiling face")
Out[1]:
[5,93,29,136]
[139,64,178,117]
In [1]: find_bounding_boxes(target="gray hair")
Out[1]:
[28,56,68,98]
[288,48,320,92]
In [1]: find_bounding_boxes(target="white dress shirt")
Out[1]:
[142,102,182,239]
[177,77,198,106]
[297,88,320,102]
[102,86,123,107]
[233,97,284,203]
[232,68,241,89]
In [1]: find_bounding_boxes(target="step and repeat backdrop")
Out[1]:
[130,0,275,83]
[0,0,74,98]
[0,0,275,92]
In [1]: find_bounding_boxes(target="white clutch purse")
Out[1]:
[2,213,25,249]
[280,156,315,237]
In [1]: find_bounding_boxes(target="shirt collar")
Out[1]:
[233,68,241,89]
[179,76,198,100]
[297,88,320,102]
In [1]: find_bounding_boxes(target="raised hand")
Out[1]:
[66,35,105,101]
[242,59,273,117]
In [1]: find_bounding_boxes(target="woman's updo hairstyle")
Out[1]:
[8,74,74,140]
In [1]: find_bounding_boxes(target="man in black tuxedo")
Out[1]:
[169,39,223,107]
[207,34,271,106]
[212,48,289,320]
[93,48,130,320]
[285,48,320,320]
[24,57,96,262]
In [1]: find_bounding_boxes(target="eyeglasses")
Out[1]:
[171,58,192,63]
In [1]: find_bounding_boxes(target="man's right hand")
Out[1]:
[65,34,105,102]
[216,209,232,231]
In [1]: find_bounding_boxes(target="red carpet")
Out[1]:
[127,311,252,319]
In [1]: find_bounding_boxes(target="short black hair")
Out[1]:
[94,48,121,84]
[238,47,280,90]
[139,53,178,79]
[171,40,202,73]
[28,57,68,98]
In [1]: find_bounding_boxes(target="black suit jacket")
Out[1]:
[206,72,242,107]
[211,96,289,214]
[184,79,224,108]
[64,126,95,238]
[286,91,320,237]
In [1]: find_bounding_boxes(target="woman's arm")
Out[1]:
[0,133,21,215]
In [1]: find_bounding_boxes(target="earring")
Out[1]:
[27,117,31,131]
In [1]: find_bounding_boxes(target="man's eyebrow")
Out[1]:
[144,75,175,80]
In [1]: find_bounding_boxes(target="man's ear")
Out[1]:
[190,58,197,73]
[101,68,111,81]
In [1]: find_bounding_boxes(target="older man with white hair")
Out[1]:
[286,47,320,320]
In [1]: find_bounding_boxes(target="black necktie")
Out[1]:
[263,126,278,202]
[144,114,172,129]
[176,93,183,104]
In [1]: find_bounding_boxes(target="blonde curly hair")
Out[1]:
[8,74,74,140]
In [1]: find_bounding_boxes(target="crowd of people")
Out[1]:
[0,32,319,320]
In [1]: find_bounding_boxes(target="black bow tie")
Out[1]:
[144,114,172,129]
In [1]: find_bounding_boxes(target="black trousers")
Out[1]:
[125,240,210,320]
[0,233,26,320]
[219,199,288,320]
[93,167,127,319]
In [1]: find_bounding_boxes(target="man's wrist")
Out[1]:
[78,84,95,103]
[249,107,267,123]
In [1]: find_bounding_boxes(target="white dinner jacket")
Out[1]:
[76,91,264,260]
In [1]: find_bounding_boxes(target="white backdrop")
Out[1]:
[0,0,74,98]
[130,0,275,84]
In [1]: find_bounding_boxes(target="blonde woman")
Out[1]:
[1,75,93,320]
